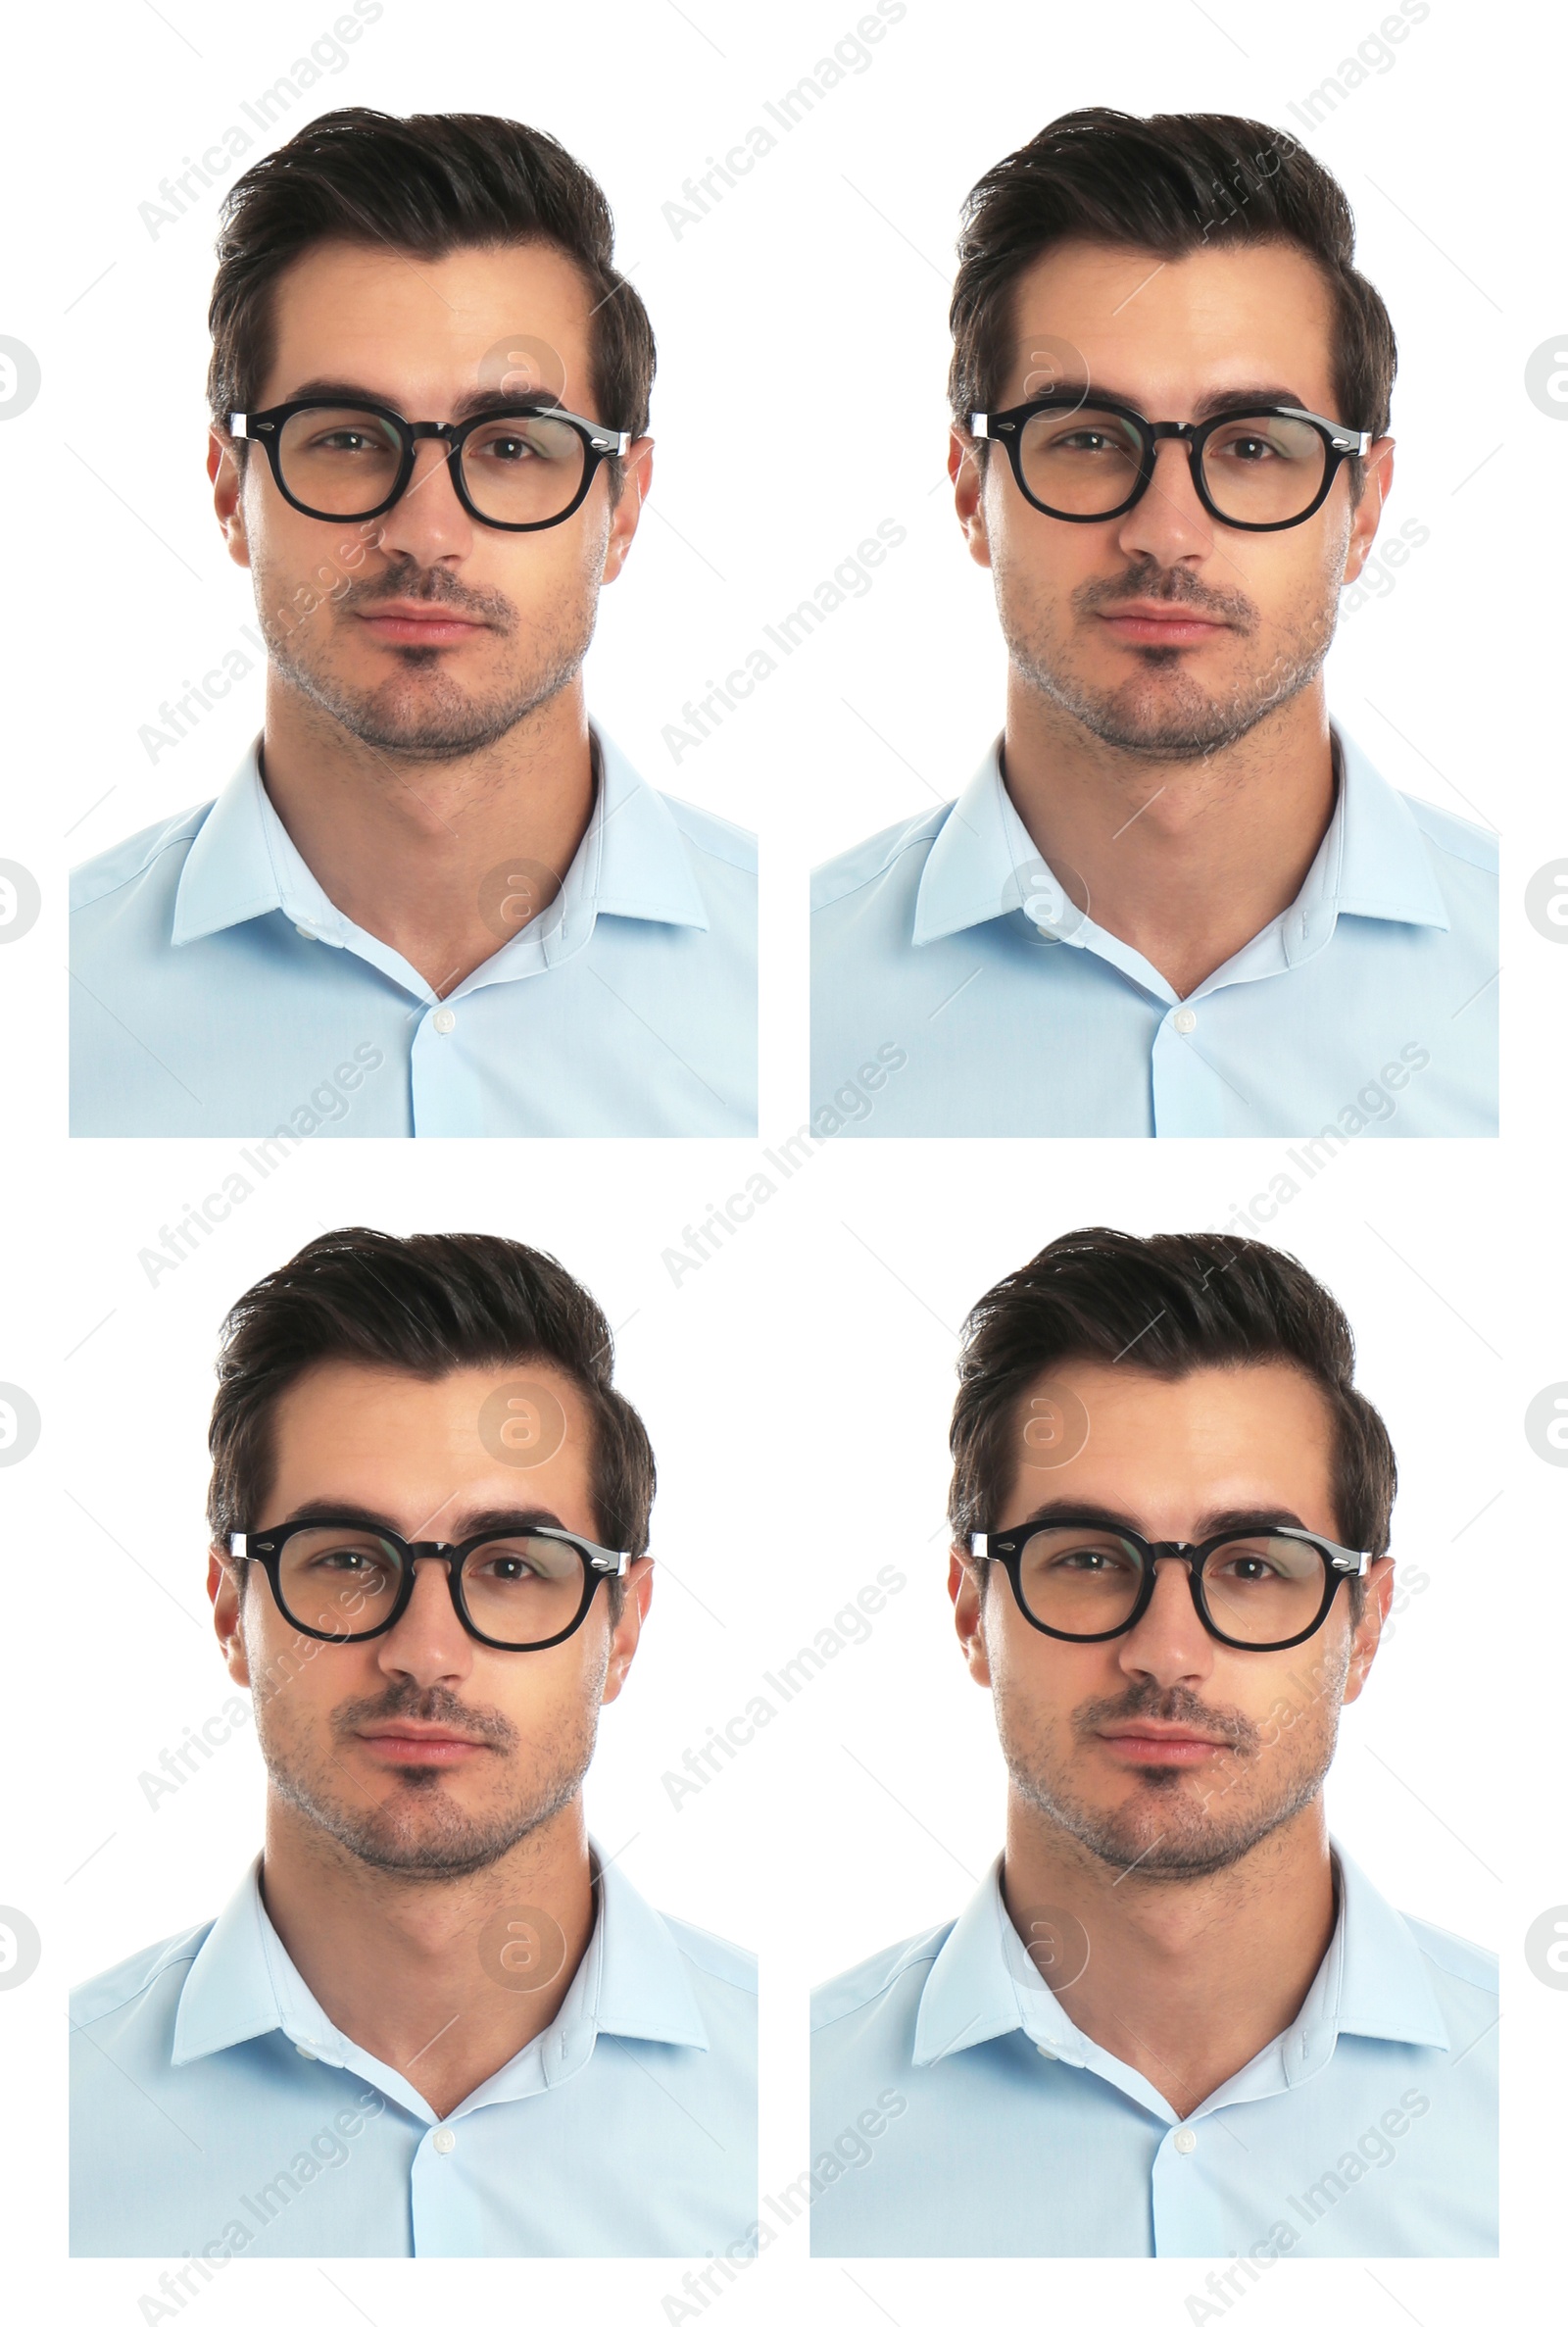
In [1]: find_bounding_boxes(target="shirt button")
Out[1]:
[294,2043,317,2059]
[294,922,318,941]
[431,1007,457,1035]
[1173,2125,1198,2154]
[432,2126,457,2154]
[1173,1007,1198,1035]
[1035,2042,1057,2059]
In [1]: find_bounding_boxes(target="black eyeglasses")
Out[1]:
[969,395,1373,531]
[228,398,633,531]
[230,1516,633,1652]
[971,1520,1372,1652]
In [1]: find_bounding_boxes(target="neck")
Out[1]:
[1000,679,1337,1000]
[257,673,597,998]
[1001,1791,1337,2117]
[258,1791,597,2119]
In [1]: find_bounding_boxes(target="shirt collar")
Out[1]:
[912,1844,1449,2085]
[910,725,1450,960]
[171,726,709,968]
[172,1843,710,2105]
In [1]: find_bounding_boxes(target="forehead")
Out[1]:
[261,1359,596,1531]
[996,235,1339,411]
[260,236,597,413]
[995,1357,1338,1531]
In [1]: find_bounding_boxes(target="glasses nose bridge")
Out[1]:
[396,423,470,518]
[1141,1541,1210,1615]
[383,1542,472,1632]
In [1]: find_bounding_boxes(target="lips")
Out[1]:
[355,1722,491,1765]
[355,604,488,645]
[1096,1722,1232,1765]
[1097,604,1229,645]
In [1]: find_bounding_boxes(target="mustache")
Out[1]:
[1071,1676,1258,1752]
[1075,560,1257,632]
[336,557,517,632]
[331,1677,518,1752]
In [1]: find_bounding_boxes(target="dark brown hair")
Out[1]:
[949,1227,1396,1609]
[207,108,655,475]
[949,108,1396,498]
[208,1228,656,1604]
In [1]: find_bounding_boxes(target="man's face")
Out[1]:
[208,238,651,759]
[951,1359,1393,1879]
[950,237,1393,759]
[209,1360,652,1880]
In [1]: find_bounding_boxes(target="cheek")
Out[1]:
[990,1606,1078,1703]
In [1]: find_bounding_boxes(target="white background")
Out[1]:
[2,0,1564,2320]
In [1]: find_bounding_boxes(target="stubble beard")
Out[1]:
[253,556,597,763]
[992,1663,1346,1882]
[258,1674,605,1882]
[994,549,1341,763]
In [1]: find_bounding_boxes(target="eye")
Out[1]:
[1215,1553,1281,1583]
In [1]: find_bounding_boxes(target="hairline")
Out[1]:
[221,1351,612,1571]
[961,224,1373,501]
[217,225,631,495]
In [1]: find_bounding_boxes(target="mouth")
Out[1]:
[1095,1721,1233,1766]
[353,604,490,648]
[1095,604,1230,648]
[354,1722,492,1766]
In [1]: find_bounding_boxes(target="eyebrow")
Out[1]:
[275,1496,571,1540]
[1006,1498,1313,1540]
[1036,382,1315,421]
[271,377,577,424]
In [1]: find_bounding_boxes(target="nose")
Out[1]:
[1116,1555,1214,1691]
[1113,434,1214,567]
[376,1554,474,1689]
[371,435,475,565]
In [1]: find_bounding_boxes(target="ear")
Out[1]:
[601,436,654,586]
[601,1555,654,1705]
[949,1545,995,1689]
[1339,436,1395,587]
[950,426,993,570]
[208,427,253,572]
[1342,1555,1396,1706]
[209,1546,253,1688]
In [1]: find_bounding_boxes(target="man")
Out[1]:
[71,1228,757,2257]
[811,110,1494,1135]
[72,111,756,1136]
[810,1227,1495,2257]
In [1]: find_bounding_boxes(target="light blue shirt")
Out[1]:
[72,728,756,1137]
[810,727,1495,1137]
[71,1850,758,2258]
[809,1847,1495,2257]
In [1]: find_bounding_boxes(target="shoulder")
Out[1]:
[71,802,213,914]
[811,806,953,916]
[1399,792,1497,879]
[654,789,757,877]
[1401,1909,1498,1999]
[659,1909,758,1998]
[70,1917,214,2038]
[811,1920,955,2036]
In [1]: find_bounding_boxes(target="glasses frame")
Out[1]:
[230,1516,634,1652]
[968,395,1373,532]
[227,397,634,532]
[969,1521,1373,1653]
